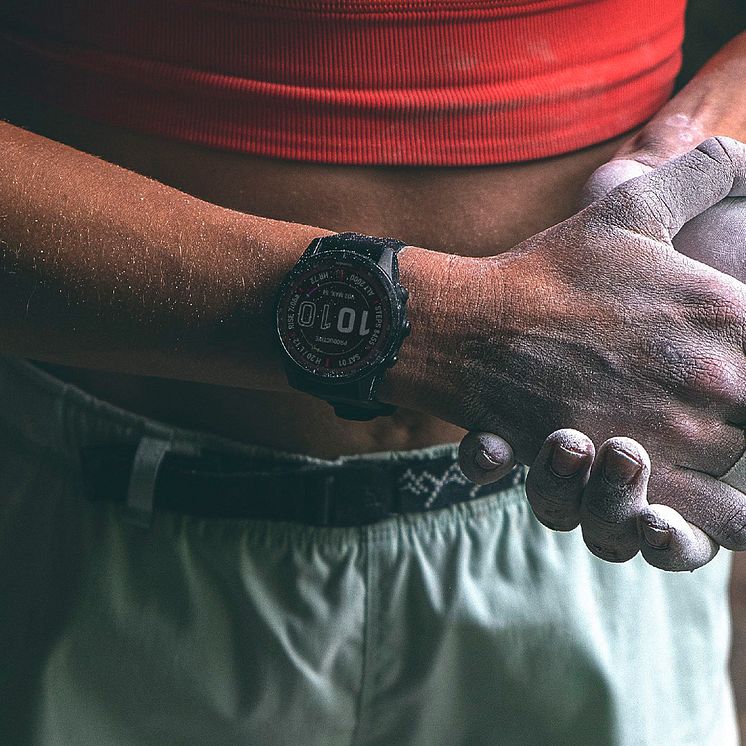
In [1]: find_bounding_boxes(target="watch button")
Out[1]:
[399,287,409,302]
[403,320,412,336]
[386,355,399,368]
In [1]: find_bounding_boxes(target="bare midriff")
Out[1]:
[17,104,630,457]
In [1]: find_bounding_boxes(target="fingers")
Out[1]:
[580,437,651,563]
[599,136,746,240]
[458,431,516,485]
[462,426,739,575]
[525,429,594,530]
[672,198,746,279]
[533,433,722,571]
[651,465,746,552]
[637,504,719,572]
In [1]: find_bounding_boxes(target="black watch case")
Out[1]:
[275,234,410,419]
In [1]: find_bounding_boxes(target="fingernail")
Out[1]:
[603,448,641,484]
[641,519,671,550]
[551,444,585,477]
[475,448,501,471]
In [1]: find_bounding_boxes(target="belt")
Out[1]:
[80,439,527,528]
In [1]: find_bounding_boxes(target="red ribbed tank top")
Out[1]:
[1,0,684,166]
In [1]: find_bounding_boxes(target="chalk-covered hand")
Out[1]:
[450,138,746,571]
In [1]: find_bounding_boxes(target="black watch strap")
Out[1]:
[285,366,398,421]
[304,232,405,279]
[286,232,408,421]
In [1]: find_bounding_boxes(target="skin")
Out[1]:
[420,135,746,538]
[461,142,746,572]
[0,98,629,455]
[459,35,746,572]
[2,32,746,577]
[9,128,745,558]
[460,146,746,572]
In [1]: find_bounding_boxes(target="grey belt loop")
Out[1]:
[124,434,200,528]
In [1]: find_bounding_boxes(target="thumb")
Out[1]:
[458,431,517,485]
[580,158,652,208]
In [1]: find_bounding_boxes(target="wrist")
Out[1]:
[378,246,503,423]
[376,246,439,411]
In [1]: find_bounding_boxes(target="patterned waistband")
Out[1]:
[81,439,527,527]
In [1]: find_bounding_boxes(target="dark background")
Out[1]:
[678,0,746,86]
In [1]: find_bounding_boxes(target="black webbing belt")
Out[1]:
[80,442,526,528]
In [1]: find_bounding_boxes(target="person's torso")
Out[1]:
[2,0,683,455]
[9,101,627,455]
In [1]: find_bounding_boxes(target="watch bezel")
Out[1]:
[275,249,406,385]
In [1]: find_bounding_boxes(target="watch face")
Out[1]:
[276,254,399,381]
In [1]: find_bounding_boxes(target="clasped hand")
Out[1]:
[454,137,746,572]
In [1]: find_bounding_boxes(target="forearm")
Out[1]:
[0,121,339,389]
[619,31,746,161]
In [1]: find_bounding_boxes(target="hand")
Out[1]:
[406,137,746,567]
[460,134,746,571]
[585,127,746,283]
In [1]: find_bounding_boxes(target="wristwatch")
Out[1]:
[275,232,411,420]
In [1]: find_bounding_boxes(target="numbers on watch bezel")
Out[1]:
[276,251,404,383]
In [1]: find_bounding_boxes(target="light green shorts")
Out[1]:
[0,356,737,745]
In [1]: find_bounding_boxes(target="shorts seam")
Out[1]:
[350,525,374,746]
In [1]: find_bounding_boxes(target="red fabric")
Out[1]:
[1,0,685,165]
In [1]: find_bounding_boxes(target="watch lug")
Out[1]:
[284,363,307,394]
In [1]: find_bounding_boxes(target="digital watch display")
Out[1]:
[277,255,398,380]
[275,233,410,420]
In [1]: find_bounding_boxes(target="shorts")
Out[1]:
[0,355,737,745]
